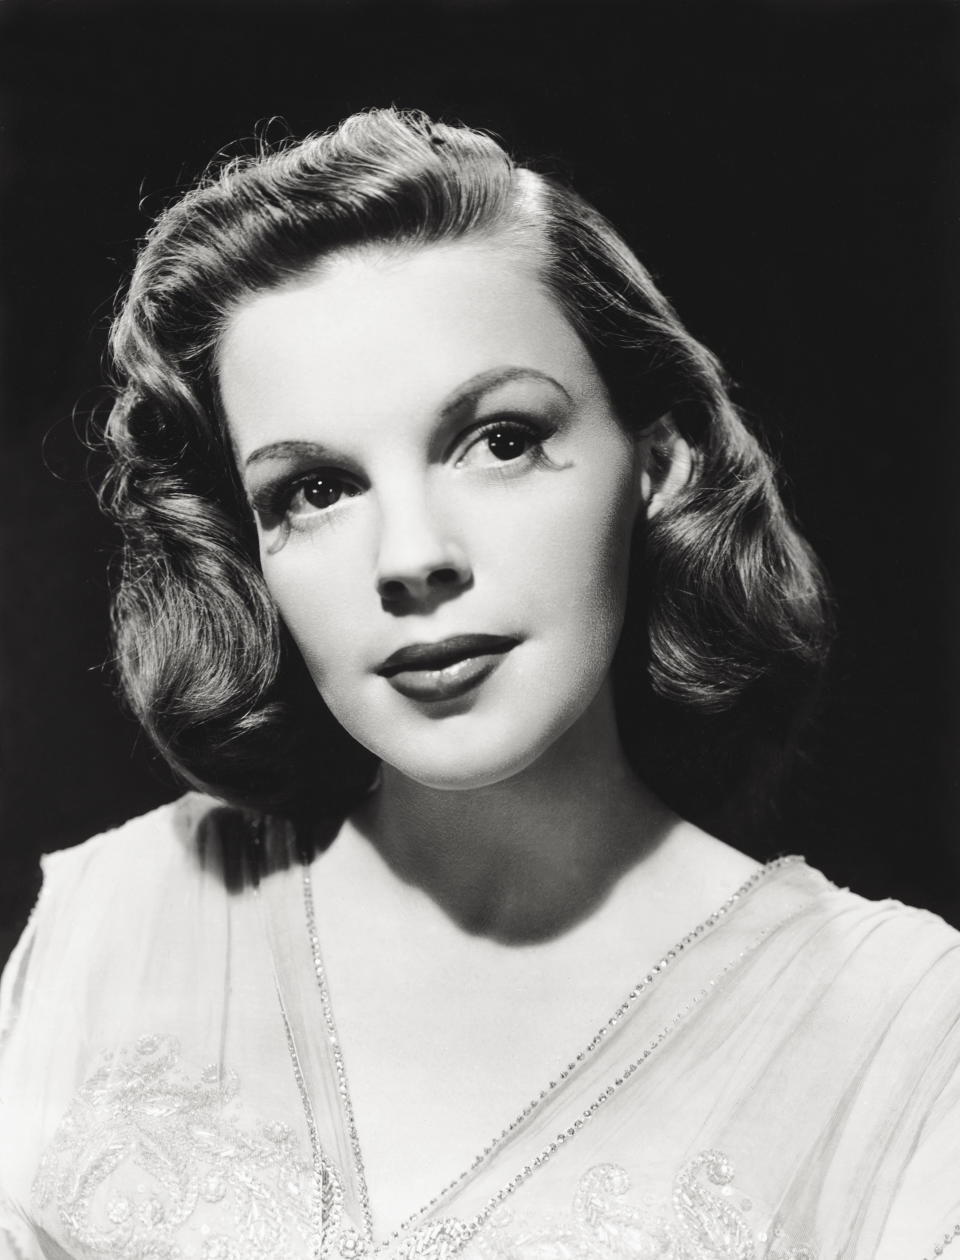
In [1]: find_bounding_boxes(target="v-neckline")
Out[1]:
[290,854,804,1252]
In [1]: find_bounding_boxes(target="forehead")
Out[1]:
[217,241,607,458]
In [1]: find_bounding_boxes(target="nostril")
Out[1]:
[379,579,408,601]
[377,557,471,603]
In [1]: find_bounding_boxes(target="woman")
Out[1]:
[1,108,957,1260]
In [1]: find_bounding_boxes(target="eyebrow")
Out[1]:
[438,365,570,421]
[245,439,340,470]
[243,365,570,469]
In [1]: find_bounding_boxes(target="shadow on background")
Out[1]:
[1,0,958,966]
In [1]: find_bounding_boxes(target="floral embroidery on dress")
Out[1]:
[32,1034,319,1259]
[31,1040,815,1260]
[469,1154,815,1260]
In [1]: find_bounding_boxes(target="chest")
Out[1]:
[312,925,652,1234]
[17,858,939,1260]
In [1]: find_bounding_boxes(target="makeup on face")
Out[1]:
[241,366,575,545]
[375,634,520,702]
[219,242,644,791]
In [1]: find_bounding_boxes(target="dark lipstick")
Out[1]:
[376,634,518,701]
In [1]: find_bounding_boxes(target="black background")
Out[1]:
[1,0,958,967]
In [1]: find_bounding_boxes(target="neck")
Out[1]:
[352,685,673,944]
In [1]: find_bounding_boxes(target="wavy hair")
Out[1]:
[100,108,831,833]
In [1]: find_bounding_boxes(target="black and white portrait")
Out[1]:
[1,2,958,1256]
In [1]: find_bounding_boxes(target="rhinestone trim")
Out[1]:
[302,875,377,1248]
[922,1221,960,1259]
[434,900,811,1256]
[275,1000,336,1257]
[294,854,803,1253]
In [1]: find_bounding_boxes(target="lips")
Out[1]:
[376,634,519,702]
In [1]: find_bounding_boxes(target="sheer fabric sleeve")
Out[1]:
[874,936,960,1259]
[0,795,309,1260]
[0,799,218,1260]
[1,858,54,1260]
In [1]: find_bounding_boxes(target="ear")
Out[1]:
[635,413,694,520]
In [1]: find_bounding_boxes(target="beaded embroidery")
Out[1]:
[292,860,808,1255]
[32,1034,317,1259]
[28,860,819,1259]
[922,1221,960,1260]
[469,1154,815,1260]
[301,1151,818,1259]
[31,1058,817,1260]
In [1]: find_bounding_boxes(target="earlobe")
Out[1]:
[636,413,695,520]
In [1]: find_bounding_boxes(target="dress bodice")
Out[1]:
[2,795,959,1260]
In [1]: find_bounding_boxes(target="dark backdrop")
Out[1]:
[2,0,958,967]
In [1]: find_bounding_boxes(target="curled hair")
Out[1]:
[101,108,831,830]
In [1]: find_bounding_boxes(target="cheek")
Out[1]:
[529,468,638,632]
[260,547,363,683]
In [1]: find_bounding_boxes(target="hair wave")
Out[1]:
[100,108,831,833]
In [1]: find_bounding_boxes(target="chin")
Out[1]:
[325,665,613,794]
[388,756,540,793]
[373,717,580,793]
[397,759,534,793]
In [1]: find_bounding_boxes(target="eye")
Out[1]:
[486,426,533,461]
[457,418,549,470]
[292,474,354,513]
[285,471,363,520]
[251,469,362,529]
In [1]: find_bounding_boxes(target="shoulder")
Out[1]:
[20,792,282,925]
[0,793,288,1233]
[0,794,221,1033]
[38,791,218,882]
[809,886,960,1253]
[767,859,960,997]
[762,861,960,1117]
[32,793,302,909]
[725,862,960,1252]
[719,856,960,1066]
[0,792,309,1038]
[802,862,960,962]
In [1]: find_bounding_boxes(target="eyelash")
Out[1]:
[251,471,361,529]
[456,415,554,471]
[251,415,556,532]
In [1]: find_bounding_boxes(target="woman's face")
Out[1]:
[219,241,644,790]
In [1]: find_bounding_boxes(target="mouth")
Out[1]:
[376,634,519,702]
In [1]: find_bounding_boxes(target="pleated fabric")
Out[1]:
[1,794,958,1260]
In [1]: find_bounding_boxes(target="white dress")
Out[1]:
[1,794,959,1260]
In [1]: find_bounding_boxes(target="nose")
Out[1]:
[375,486,472,607]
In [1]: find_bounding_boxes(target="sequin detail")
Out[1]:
[469,1154,816,1259]
[27,1041,817,1260]
[318,1154,816,1260]
[922,1220,960,1260]
[32,1033,318,1259]
[296,858,804,1249]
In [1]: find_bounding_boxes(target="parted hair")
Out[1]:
[101,108,831,833]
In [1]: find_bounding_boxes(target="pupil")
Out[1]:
[488,428,527,461]
[304,478,341,509]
